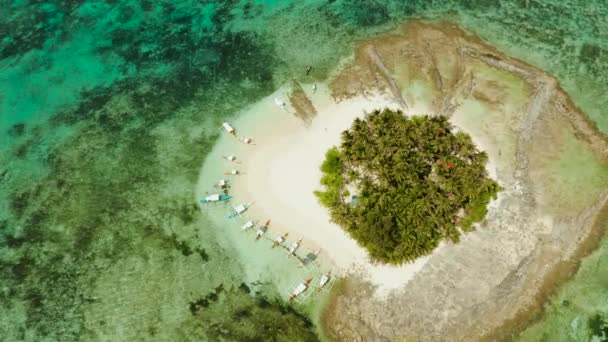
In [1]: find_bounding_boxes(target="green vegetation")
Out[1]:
[183,285,319,341]
[589,313,608,341]
[315,109,501,264]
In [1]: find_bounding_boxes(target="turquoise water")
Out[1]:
[1,0,607,340]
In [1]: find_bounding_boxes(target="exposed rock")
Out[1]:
[288,80,317,124]
[324,21,608,341]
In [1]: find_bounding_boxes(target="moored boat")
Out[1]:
[222,122,236,136]
[289,278,312,301]
[275,97,287,110]
[222,154,238,162]
[319,274,330,288]
[241,220,255,231]
[215,179,228,189]
[272,233,288,248]
[227,203,252,219]
[199,194,232,204]
[287,238,302,257]
[239,136,254,145]
[255,219,270,241]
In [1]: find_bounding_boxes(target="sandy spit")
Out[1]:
[224,83,433,295]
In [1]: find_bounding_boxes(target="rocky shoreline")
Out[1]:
[322,21,608,341]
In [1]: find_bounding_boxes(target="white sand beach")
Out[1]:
[210,84,434,294]
[194,22,608,339]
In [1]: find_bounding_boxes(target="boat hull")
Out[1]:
[199,195,232,204]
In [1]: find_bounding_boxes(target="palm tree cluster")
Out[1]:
[315,109,501,264]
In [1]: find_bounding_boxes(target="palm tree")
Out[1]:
[315,109,500,264]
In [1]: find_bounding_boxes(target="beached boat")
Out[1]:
[227,203,252,219]
[275,97,287,110]
[241,220,256,231]
[287,238,302,257]
[319,274,330,288]
[239,136,253,145]
[289,278,312,301]
[199,194,232,204]
[215,179,228,189]
[271,233,289,248]
[222,122,236,136]
[255,219,270,241]
[222,154,238,162]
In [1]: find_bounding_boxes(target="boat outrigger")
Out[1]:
[222,155,239,163]
[319,274,330,289]
[222,122,236,136]
[227,203,253,219]
[255,219,270,241]
[289,278,312,302]
[215,179,228,189]
[271,233,289,248]
[241,220,256,231]
[287,238,303,258]
[199,194,232,204]
[275,98,287,111]
[239,136,254,145]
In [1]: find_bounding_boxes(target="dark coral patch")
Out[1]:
[8,123,26,137]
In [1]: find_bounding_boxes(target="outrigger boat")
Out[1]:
[275,98,287,111]
[271,233,289,248]
[227,202,253,219]
[199,193,232,204]
[224,169,240,175]
[222,155,239,163]
[241,220,256,231]
[215,179,228,189]
[222,122,236,136]
[239,136,254,145]
[300,249,321,267]
[287,238,303,258]
[289,278,312,302]
[319,274,330,289]
[255,219,270,241]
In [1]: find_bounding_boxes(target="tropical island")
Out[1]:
[198,22,608,341]
[315,109,501,264]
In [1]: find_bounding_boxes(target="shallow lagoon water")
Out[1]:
[1,0,608,340]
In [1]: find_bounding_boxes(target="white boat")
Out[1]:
[223,154,237,162]
[255,219,270,241]
[287,238,302,257]
[275,97,287,110]
[222,122,236,135]
[227,203,252,219]
[199,194,232,204]
[255,228,266,240]
[319,274,330,288]
[241,220,255,231]
[216,179,228,188]
[239,136,253,145]
[312,84,317,93]
[224,169,239,175]
[289,278,312,301]
[272,233,288,248]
